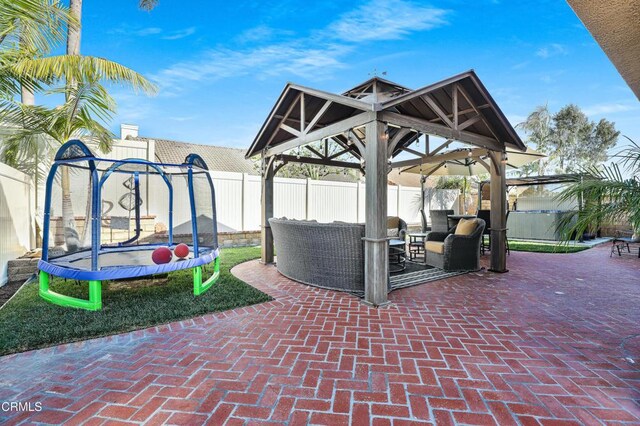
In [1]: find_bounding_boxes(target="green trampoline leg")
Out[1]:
[39,272,102,311]
[193,257,220,296]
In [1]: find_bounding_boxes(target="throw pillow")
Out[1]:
[454,218,477,236]
[387,217,400,229]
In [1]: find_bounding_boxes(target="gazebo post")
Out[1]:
[261,155,275,264]
[364,119,390,306]
[489,151,507,272]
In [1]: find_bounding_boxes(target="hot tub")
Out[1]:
[507,210,576,241]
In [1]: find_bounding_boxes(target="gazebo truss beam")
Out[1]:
[278,154,362,170]
[380,111,503,152]
[265,112,374,157]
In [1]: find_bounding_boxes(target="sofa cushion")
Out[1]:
[454,218,478,236]
[425,241,444,254]
[387,228,399,238]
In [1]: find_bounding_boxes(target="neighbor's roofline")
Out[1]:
[134,136,247,151]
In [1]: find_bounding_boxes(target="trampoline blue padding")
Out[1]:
[38,245,219,281]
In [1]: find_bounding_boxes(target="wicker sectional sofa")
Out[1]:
[269,218,368,295]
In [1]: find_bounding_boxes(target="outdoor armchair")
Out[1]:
[429,209,454,233]
[424,218,485,271]
[387,216,408,240]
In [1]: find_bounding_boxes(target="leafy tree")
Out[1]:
[434,176,473,213]
[518,104,619,174]
[263,140,361,181]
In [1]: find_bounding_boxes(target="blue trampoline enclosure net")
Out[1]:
[40,140,219,279]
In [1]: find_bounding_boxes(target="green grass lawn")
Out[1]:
[506,240,590,253]
[0,246,268,356]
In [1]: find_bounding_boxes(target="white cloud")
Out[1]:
[109,26,162,36]
[235,25,294,44]
[152,43,351,90]
[109,25,195,40]
[150,0,449,93]
[506,114,527,126]
[137,27,162,36]
[536,43,568,58]
[169,115,198,122]
[511,61,530,70]
[112,91,154,121]
[582,102,639,116]
[328,0,449,42]
[162,27,196,40]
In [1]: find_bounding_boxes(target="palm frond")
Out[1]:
[12,55,158,94]
[0,0,73,53]
[556,161,640,240]
[138,0,159,12]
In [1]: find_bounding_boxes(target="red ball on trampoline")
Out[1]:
[151,246,173,264]
[174,243,190,259]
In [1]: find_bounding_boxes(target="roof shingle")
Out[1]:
[133,137,258,174]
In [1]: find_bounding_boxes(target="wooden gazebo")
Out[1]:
[246,70,526,306]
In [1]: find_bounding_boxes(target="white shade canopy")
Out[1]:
[401,147,545,177]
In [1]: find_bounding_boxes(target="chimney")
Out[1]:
[120,123,139,140]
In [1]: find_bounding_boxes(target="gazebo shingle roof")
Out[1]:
[246,70,525,160]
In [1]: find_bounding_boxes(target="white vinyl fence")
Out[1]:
[0,163,35,285]
[65,139,460,232]
[208,172,459,232]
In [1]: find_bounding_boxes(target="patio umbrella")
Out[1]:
[401,147,546,177]
[400,146,546,210]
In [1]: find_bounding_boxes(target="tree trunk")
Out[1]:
[20,86,35,105]
[60,166,80,251]
[67,0,82,56]
[60,0,83,251]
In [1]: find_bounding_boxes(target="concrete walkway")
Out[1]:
[1,244,638,425]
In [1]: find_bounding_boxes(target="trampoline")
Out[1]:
[38,140,220,310]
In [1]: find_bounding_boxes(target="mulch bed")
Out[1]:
[0,281,25,308]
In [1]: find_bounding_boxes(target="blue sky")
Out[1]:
[80,0,639,150]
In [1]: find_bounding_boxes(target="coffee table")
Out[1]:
[388,239,406,273]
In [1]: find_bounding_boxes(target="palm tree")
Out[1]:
[0,70,153,249]
[1,0,157,250]
[0,0,74,99]
[557,137,640,241]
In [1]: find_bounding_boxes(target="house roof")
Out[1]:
[133,137,258,174]
[246,70,526,160]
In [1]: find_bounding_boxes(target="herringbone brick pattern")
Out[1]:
[1,244,639,425]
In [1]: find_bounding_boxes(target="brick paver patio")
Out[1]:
[1,244,638,425]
